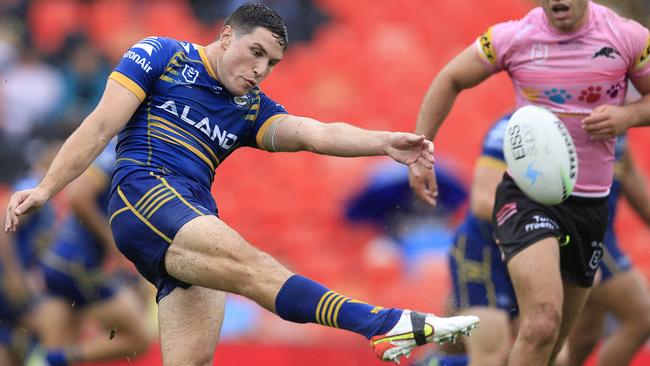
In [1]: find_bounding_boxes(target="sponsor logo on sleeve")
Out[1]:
[123,37,162,73]
[478,27,496,65]
[636,36,650,69]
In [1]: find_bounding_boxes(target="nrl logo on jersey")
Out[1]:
[181,65,200,84]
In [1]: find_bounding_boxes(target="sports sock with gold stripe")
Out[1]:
[274,274,402,338]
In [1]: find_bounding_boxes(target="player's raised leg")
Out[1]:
[158,286,225,366]
[165,215,479,363]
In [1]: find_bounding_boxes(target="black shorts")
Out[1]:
[492,174,608,287]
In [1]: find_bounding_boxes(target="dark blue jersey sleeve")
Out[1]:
[248,91,288,150]
[109,37,176,102]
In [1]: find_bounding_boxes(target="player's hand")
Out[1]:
[408,159,438,206]
[582,105,633,140]
[4,188,50,233]
[385,133,435,174]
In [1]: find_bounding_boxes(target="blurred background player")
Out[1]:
[409,1,650,364]
[37,139,151,366]
[0,136,61,364]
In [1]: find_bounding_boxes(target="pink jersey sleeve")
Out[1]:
[475,20,521,73]
[615,17,650,78]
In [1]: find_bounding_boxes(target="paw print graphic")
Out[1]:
[544,88,573,104]
[606,83,622,98]
[578,86,602,103]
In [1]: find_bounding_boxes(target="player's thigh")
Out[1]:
[458,307,512,359]
[33,297,80,347]
[165,215,291,294]
[591,269,650,322]
[507,237,563,317]
[158,285,225,366]
[85,287,150,344]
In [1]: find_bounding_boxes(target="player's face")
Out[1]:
[219,26,284,96]
[540,0,590,33]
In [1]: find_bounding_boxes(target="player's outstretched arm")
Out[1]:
[4,80,140,232]
[263,114,434,175]
[410,45,492,205]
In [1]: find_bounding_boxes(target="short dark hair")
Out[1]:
[224,3,288,50]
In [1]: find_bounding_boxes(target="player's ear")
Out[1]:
[219,25,234,49]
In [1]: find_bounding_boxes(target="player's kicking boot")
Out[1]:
[370,310,479,364]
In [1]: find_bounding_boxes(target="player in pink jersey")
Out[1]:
[409,1,650,365]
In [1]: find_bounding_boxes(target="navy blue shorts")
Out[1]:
[493,174,608,287]
[40,245,118,307]
[109,171,217,302]
[449,215,518,318]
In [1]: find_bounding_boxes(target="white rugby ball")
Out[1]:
[503,105,578,205]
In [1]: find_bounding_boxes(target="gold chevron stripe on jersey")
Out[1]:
[149,115,220,165]
[150,129,217,171]
[159,177,204,217]
[136,185,169,212]
[117,186,172,243]
[141,191,175,218]
[134,183,165,208]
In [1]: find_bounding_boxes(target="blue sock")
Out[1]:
[274,274,402,339]
[46,349,68,366]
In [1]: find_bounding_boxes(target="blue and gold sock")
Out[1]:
[274,274,402,339]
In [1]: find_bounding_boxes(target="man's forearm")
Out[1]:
[307,122,390,157]
[415,74,461,139]
[39,114,113,197]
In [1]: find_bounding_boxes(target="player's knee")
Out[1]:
[519,304,561,346]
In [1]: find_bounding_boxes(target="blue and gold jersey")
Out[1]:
[109,37,287,189]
